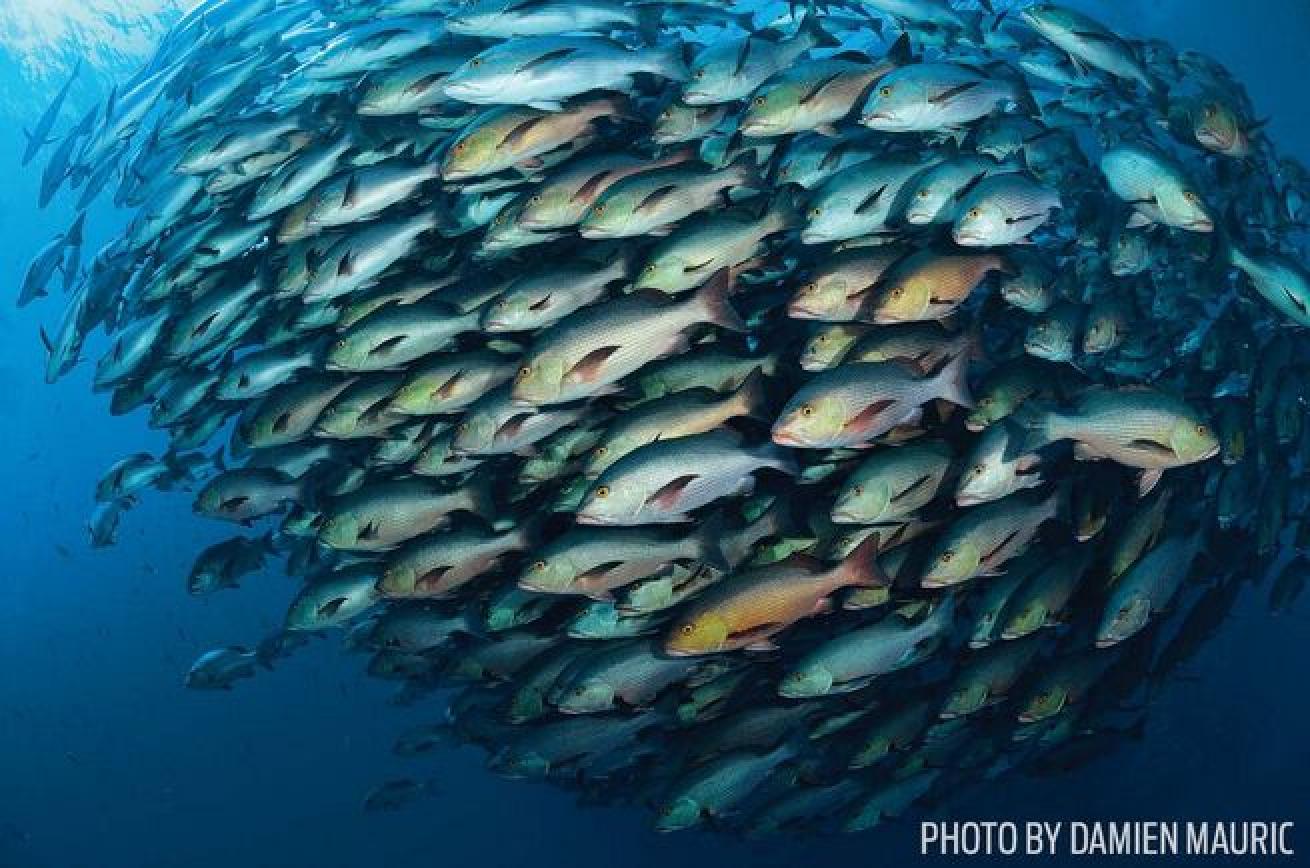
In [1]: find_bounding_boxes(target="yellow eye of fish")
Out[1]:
[595,446,607,456]
[940,551,954,563]
[967,207,981,219]
[973,465,985,476]
[593,204,607,216]
[517,366,531,379]
[879,86,892,98]
[1196,423,1209,436]
[890,287,903,300]
[808,207,822,218]
[643,264,656,275]
[529,195,541,205]
[593,486,611,500]
[852,485,864,496]
[1183,191,1200,204]
[917,189,929,199]
[494,300,507,309]
[694,70,705,80]
[680,624,695,636]
[532,560,546,572]
[453,142,466,154]
[753,96,766,107]
[470,58,483,67]
[800,404,815,417]
[335,339,346,350]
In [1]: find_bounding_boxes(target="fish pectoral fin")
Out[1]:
[1137,468,1164,498]
[435,371,465,400]
[220,495,250,512]
[368,335,409,356]
[1124,438,1177,460]
[646,474,701,512]
[576,561,625,582]
[853,184,889,215]
[358,520,380,541]
[891,473,934,503]
[928,80,981,105]
[1004,212,1047,226]
[565,346,622,384]
[728,622,785,647]
[842,399,896,436]
[1283,287,1309,315]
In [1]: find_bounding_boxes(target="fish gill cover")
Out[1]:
[18,0,1310,836]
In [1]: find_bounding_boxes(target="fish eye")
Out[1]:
[643,264,656,275]
[979,397,993,407]
[800,404,815,417]
[967,207,981,219]
[694,70,705,80]
[753,96,766,107]
[1183,191,1200,204]
[680,624,694,636]
[808,207,822,218]
[595,446,607,456]
[529,195,541,205]
[592,204,607,216]
[494,213,507,226]
[335,339,346,350]
[453,142,466,154]
[532,560,546,572]
[660,110,671,120]
[517,366,532,379]
[940,551,954,563]
[972,465,985,476]
[595,486,610,499]
[457,423,469,433]
[879,85,892,98]
[890,287,903,300]
[494,300,507,309]
[852,485,864,496]
[816,333,828,343]
[916,189,929,199]
[1204,104,1218,119]
[470,58,483,67]
[1195,423,1209,436]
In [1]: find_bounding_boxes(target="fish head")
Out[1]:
[1158,185,1215,233]
[1193,99,1244,155]
[620,577,673,615]
[442,129,496,180]
[1096,595,1151,648]
[964,394,1005,432]
[870,276,929,323]
[634,257,680,293]
[999,273,1051,313]
[442,51,512,103]
[904,178,952,225]
[579,195,633,239]
[193,483,223,517]
[921,540,981,588]
[326,334,365,372]
[955,458,1006,507]
[941,682,990,719]
[999,602,1047,640]
[656,797,705,832]
[376,563,417,597]
[318,513,360,550]
[511,354,564,405]
[516,187,571,231]
[800,326,860,371]
[482,293,536,332]
[518,553,576,594]
[489,747,550,780]
[1082,316,1118,354]
[788,274,856,319]
[556,680,616,714]
[832,479,892,525]
[1170,416,1220,464]
[772,393,847,448]
[740,84,798,138]
[859,75,927,131]
[576,478,644,525]
[452,411,496,455]
[1016,682,1070,724]
[1024,317,1073,362]
[952,199,1008,247]
[665,612,729,656]
[582,439,629,480]
[778,663,835,699]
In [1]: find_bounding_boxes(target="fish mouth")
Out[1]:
[770,428,804,447]
[574,512,618,527]
[786,299,824,319]
[860,111,893,125]
[955,494,986,507]
[1182,217,1215,232]
[952,228,987,245]
[578,226,616,240]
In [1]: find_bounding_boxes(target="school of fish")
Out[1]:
[22,0,1310,834]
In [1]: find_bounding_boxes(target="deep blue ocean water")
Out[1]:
[1,2,1308,866]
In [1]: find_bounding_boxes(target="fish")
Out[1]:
[23,0,1310,838]
[665,534,885,655]
[772,354,973,449]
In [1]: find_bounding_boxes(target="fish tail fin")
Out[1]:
[695,269,748,333]
[753,441,799,477]
[770,185,805,232]
[835,531,888,589]
[695,511,731,572]
[656,43,690,83]
[929,351,974,409]
[466,478,496,519]
[800,6,841,48]
[731,366,770,421]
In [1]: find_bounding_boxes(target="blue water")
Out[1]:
[1,2,1308,866]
